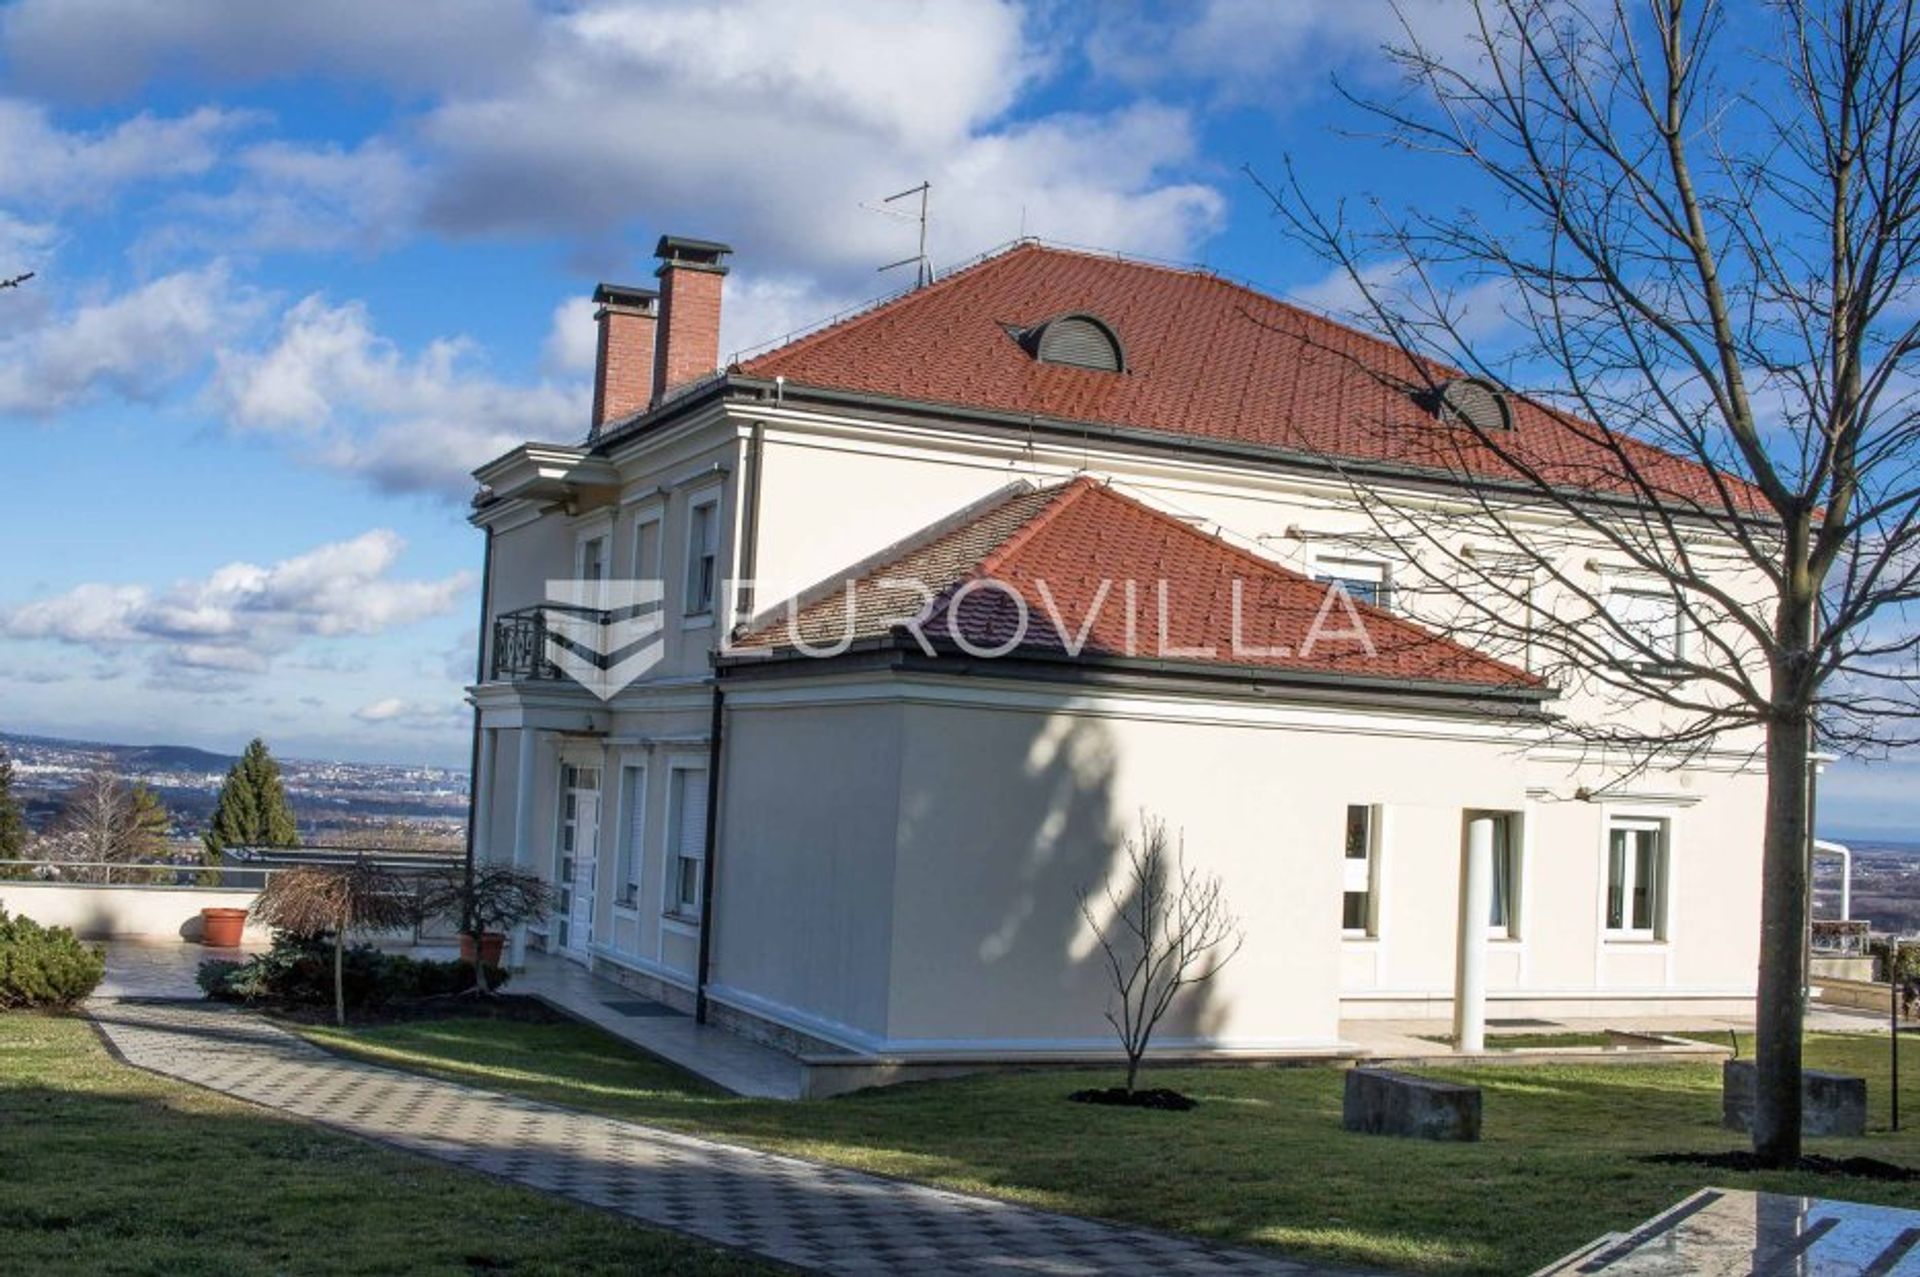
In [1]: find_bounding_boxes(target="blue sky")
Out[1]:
[0,0,1909,837]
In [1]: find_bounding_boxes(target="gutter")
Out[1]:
[693,682,726,1024]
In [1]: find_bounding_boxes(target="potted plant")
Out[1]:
[199,906,249,947]
[419,864,551,995]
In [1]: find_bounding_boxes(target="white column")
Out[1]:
[512,728,540,870]
[1837,845,1852,922]
[470,727,496,865]
[509,728,541,969]
[1454,815,1495,1053]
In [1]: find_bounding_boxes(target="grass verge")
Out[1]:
[0,1011,775,1276]
[302,1014,1920,1276]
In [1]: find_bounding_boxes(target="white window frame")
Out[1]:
[573,517,614,612]
[662,762,709,923]
[683,491,721,621]
[1311,553,1394,612]
[1481,811,1523,940]
[615,761,647,911]
[630,501,665,588]
[1606,816,1670,940]
[1603,583,1686,670]
[1342,803,1382,938]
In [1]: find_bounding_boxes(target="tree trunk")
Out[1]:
[1753,709,1812,1165]
[333,927,347,1029]
[1124,1050,1141,1093]
[472,930,490,996]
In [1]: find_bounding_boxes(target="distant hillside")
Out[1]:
[0,730,467,843]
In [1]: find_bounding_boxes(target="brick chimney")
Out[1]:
[591,283,658,432]
[651,234,732,406]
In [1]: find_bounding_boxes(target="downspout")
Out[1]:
[694,680,725,1024]
[460,523,496,948]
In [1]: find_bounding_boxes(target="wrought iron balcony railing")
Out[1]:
[490,603,610,682]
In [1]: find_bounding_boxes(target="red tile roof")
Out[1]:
[733,478,1544,694]
[740,242,1736,506]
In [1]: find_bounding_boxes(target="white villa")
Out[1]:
[466,235,1766,1077]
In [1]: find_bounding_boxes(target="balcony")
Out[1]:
[490,604,609,682]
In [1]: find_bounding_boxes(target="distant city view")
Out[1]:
[0,732,467,853]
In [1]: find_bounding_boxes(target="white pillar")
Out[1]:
[509,728,541,969]
[1837,845,1852,922]
[1454,816,1495,1053]
[470,728,496,865]
[512,728,539,870]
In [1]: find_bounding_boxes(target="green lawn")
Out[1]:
[0,1012,774,1276]
[303,1016,1920,1277]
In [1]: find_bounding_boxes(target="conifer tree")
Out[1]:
[0,748,28,879]
[203,738,299,857]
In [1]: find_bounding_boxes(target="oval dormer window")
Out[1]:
[1023,313,1126,372]
[1436,376,1514,433]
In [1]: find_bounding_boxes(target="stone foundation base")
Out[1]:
[1722,1059,1866,1137]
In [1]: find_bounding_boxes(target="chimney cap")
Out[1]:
[654,234,733,274]
[593,282,659,309]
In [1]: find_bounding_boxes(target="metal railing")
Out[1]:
[491,603,611,681]
[1812,919,1872,956]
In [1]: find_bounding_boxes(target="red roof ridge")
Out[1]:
[973,474,1102,578]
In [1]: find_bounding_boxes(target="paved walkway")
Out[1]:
[87,996,1357,1276]
[511,951,810,1100]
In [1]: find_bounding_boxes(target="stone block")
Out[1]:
[1721,1059,1867,1137]
[1343,1067,1482,1141]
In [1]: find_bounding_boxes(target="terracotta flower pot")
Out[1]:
[201,907,248,948]
[460,931,506,966]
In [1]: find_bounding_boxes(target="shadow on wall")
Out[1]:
[893,709,1230,1054]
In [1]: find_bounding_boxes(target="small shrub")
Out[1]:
[0,907,106,1008]
[199,931,506,1008]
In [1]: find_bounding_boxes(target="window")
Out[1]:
[1486,813,1521,938]
[1605,587,1682,668]
[575,534,609,609]
[1314,557,1391,610]
[1607,819,1669,939]
[632,512,662,586]
[617,764,646,908]
[685,497,719,616]
[1342,804,1379,936]
[666,766,708,919]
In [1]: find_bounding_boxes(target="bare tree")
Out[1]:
[416,864,551,995]
[248,860,415,1026]
[1079,813,1244,1093]
[39,766,170,881]
[1260,0,1920,1163]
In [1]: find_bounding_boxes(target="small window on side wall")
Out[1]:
[685,497,719,617]
[1313,557,1392,611]
[1343,804,1380,936]
[1607,818,1668,939]
[1487,813,1521,939]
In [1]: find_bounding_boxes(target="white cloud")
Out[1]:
[162,138,423,255]
[0,529,472,677]
[1288,260,1520,346]
[0,98,251,207]
[1089,0,1484,105]
[0,0,539,102]
[542,296,600,376]
[215,295,586,497]
[413,1,1220,278]
[353,696,462,730]
[0,264,254,415]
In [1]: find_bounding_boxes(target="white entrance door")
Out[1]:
[556,764,601,963]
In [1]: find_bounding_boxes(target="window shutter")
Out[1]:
[675,769,708,862]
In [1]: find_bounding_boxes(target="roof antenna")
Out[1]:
[873,181,933,288]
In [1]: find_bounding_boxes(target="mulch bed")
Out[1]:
[1067,1086,1198,1111]
[260,994,568,1028]
[1639,1151,1920,1182]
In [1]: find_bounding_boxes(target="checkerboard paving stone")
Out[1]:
[88,1000,1370,1277]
